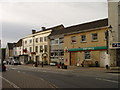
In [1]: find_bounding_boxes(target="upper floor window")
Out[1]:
[92,33,98,41]
[29,47,32,52]
[40,37,43,42]
[44,37,47,42]
[36,38,38,43]
[44,45,47,52]
[25,40,27,44]
[40,46,43,53]
[59,37,64,44]
[71,36,76,43]
[29,39,32,43]
[81,35,86,42]
[85,51,91,60]
[105,31,108,40]
[35,46,38,53]
[51,39,55,45]
[55,39,59,45]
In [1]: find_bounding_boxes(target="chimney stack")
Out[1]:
[41,27,46,31]
[32,30,36,34]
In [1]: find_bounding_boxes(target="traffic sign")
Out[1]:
[112,42,120,48]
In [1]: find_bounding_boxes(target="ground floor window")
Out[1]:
[85,51,91,60]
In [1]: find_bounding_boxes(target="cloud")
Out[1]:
[1,2,108,48]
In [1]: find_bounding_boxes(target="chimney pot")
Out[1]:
[32,30,36,34]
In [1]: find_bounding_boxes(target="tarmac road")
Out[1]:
[1,65,120,89]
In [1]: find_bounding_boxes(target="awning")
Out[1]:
[68,46,107,52]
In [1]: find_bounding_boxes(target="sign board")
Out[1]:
[112,42,120,48]
[68,46,107,52]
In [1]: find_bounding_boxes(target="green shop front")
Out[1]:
[65,46,108,67]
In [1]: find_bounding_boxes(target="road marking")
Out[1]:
[0,76,21,89]
[96,78,119,83]
[11,68,17,70]
[17,71,20,73]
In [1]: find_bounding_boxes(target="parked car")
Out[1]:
[11,59,21,65]
[50,62,58,66]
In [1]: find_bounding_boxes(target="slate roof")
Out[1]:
[7,43,16,49]
[16,39,22,47]
[49,18,108,37]
[35,24,64,34]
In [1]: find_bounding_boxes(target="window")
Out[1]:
[44,37,47,42]
[51,39,55,45]
[44,45,47,52]
[35,46,38,53]
[92,33,98,41]
[29,39,32,43]
[71,36,76,43]
[40,46,43,53]
[29,47,32,52]
[25,40,27,44]
[55,39,59,45]
[59,37,64,44]
[105,31,108,40]
[36,38,38,43]
[85,51,91,60]
[81,35,86,42]
[40,37,43,42]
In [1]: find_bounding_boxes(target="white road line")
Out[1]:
[96,78,119,83]
[0,76,21,89]
[11,68,17,70]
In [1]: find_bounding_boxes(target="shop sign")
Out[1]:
[68,46,107,52]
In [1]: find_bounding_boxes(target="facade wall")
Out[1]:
[49,36,64,63]
[108,0,120,66]
[64,27,108,67]
[22,30,51,64]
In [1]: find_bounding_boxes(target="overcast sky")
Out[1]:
[0,0,108,48]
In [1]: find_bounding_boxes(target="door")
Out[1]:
[70,52,77,65]
[100,51,110,67]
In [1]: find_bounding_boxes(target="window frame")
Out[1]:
[71,36,76,43]
[81,35,86,42]
[92,33,98,41]
[84,51,91,60]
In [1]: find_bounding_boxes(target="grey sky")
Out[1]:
[0,0,108,48]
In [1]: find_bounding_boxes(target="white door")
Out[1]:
[100,51,110,67]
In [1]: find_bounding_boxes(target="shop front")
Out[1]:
[65,46,108,67]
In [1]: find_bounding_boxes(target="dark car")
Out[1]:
[2,64,6,72]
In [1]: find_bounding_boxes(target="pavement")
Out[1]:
[21,64,120,73]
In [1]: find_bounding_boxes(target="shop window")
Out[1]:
[81,35,86,42]
[85,51,91,60]
[92,33,98,41]
[71,36,76,43]
[40,37,43,42]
